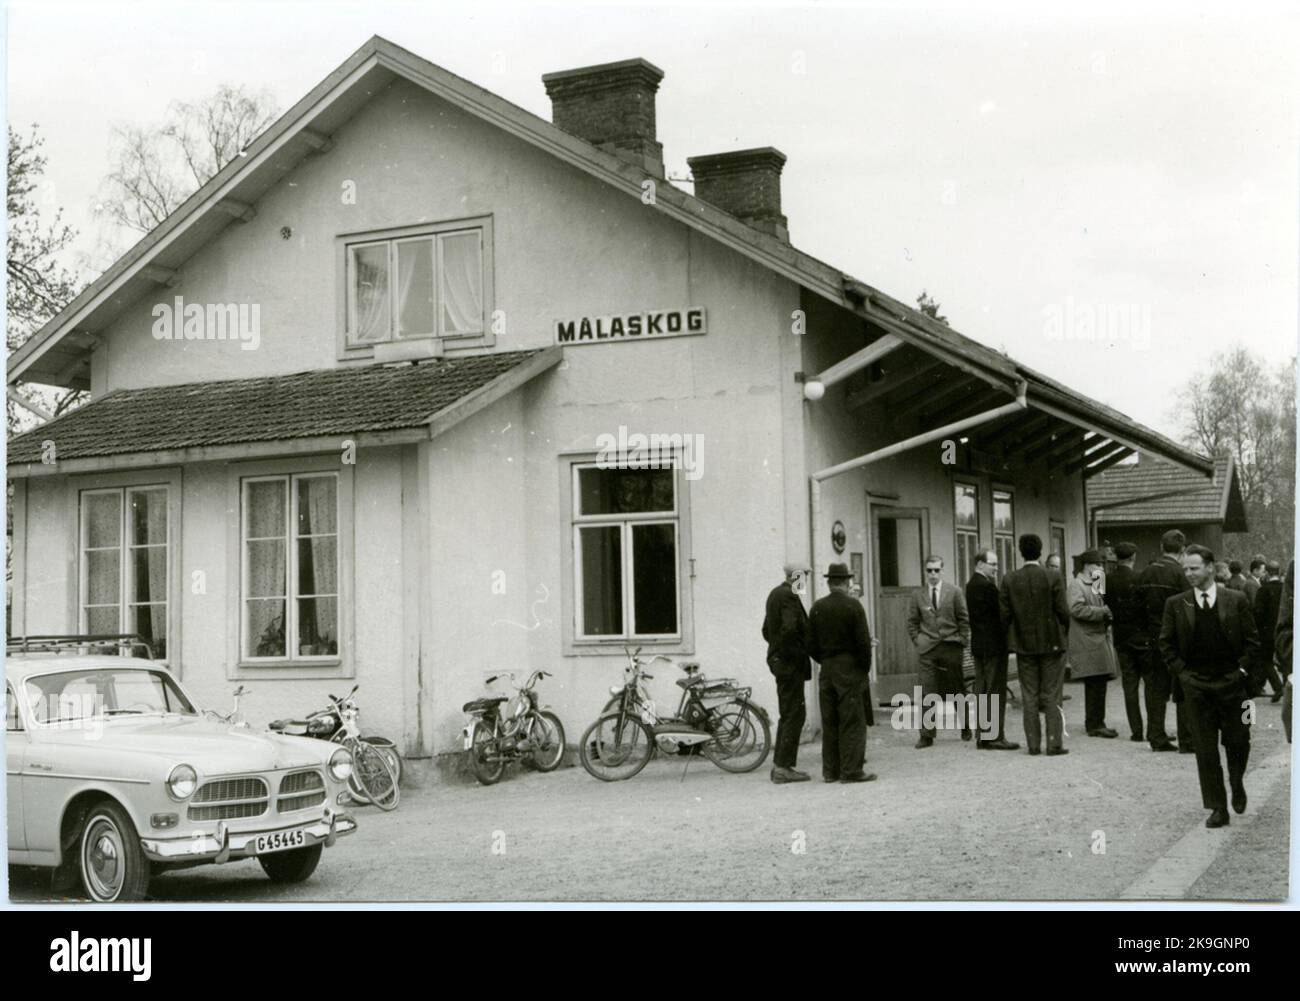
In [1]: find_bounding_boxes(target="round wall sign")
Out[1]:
[831,520,846,554]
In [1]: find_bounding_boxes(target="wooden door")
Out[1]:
[871,507,928,704]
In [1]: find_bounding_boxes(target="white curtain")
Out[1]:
[396,238,434,337]
[352,244,390,342]
[441,232,482,334]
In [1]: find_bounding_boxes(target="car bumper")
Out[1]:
[139,811,357,863]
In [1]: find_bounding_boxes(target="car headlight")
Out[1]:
[167,764,197,801]
[328,748,353,782]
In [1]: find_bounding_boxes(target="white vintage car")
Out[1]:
[5,637,358,901]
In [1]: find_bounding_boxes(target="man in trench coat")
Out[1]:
[1067,549,1120,737]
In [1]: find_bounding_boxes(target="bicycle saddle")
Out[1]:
[462,696,508,712]
[675,675,705,689]
[268,718,308,732]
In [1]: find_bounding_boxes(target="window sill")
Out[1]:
[230,659,351,681]
[564,639,694,659]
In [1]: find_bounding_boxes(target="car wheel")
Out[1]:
[258,844,323,883]
[79,800,151,902]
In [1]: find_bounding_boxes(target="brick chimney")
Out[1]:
[542,58,665,178]
[687,147,789,241]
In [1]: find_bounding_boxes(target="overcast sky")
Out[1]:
[6,1,1298,440]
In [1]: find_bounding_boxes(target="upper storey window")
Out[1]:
[342,218,491,350]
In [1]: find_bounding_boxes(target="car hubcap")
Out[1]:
[84,820,123,899]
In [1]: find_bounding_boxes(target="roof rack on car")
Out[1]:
[5,634,157,660]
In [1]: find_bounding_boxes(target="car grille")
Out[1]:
[188,777,269,822]
[277,769,326,813]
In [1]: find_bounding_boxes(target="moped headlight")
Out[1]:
[329,748,353,782]
[167,764,197,801]
[609,686,623,696]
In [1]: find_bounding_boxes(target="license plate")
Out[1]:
[253,829,307,855]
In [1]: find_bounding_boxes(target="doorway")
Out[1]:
[870,507,929,704]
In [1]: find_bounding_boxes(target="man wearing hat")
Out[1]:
[762,561,813,783]
[1067,549,1120,737]
[1105,541,1148,741]
[807,562,876,783]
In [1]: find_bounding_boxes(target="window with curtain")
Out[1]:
[993,489,1015,582]
[954,482,979,586]
[346,225,484,345]
[573,465,679,640]
[80,486,169,659]
[242,473,338,661]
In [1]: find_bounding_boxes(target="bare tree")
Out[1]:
[1173,345,1296,559]
[99,84,279,235]
[6,125,85,433]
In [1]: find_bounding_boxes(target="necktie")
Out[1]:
[932,587,938,611]
[1202,592,1210,610]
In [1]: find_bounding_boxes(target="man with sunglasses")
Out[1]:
[907,555,972,747]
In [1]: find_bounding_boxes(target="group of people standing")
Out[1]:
[761,529,1293,830]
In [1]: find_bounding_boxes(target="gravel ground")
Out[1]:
[9,685,1291,903]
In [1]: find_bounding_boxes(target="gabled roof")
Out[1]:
[1088,453,1247,531]
[6,348,559,476]
[6,35,1211,478]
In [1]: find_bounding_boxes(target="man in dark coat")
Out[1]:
[1159,544,1259,828]
[762,562,812,783]
[1135,529,1193,752]
[1105,541,1148,741]
[999,533,1072,756]
[966,548,1017,749]
[1249,561,1285,701]
[807,562,876,784]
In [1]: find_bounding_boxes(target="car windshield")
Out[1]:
[23,669,197,724]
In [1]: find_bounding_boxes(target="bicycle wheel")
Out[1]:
[467,719,506,785]
[526,711,566,772]
[701,699,771,773]
[579,711,654,781]
[351,738,400,810]
[361,735,403,785]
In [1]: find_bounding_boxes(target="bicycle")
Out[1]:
[462,670,566,785]
[269,686,400,811]
[579,647,771,781]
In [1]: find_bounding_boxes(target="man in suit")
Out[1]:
[907,555,972,747]
[1105,541,1148,741]
[1159,544,1259,828]
[1250,561,1285,702]
[807,562,876,784]
[1226,560,1259,605]
[1135,529,1194,753]
[762,562,812,784]
[966,548,1018,749]
[999,533,1072,756]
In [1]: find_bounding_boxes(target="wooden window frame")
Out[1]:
[336,216,495,359]
[559,453,695,656]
